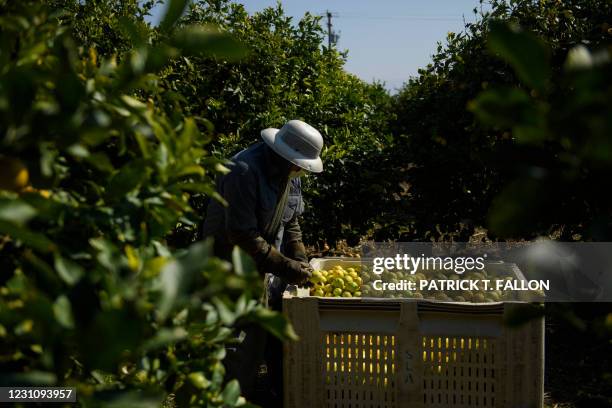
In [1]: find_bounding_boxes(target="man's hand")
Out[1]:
[264,247,312,285]
[284,260,312,285]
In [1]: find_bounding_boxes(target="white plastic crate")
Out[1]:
[282,258,544,408]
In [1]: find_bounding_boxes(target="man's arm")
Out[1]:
[283,213,308,263]
[283,178,307,263]
[221,163,310,283]
[221,162,270,264]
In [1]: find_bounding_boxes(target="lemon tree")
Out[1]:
[0,1,294,406]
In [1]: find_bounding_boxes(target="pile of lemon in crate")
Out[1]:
[309,265,362,297]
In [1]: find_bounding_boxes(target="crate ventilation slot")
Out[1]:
[322,333,397,408]
[422,335,497,407]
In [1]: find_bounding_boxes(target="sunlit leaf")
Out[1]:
[53,295,75,329]
[141,327,188,351]
[221,379,241,405]
[171,25,248,61]
[54,254,84,286]
[0,199,37,225]
[231,246,256,276]
[247,307,298,341]
[159,0,190,32]
[188,372,211,389]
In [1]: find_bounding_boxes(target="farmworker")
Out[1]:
[201,119,324,405]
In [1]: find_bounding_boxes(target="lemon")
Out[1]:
[310,270,322,283]
[332,278,344,289]
[332,288,342,296]
[0,157,29,192]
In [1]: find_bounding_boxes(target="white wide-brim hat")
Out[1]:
[261,120,324,173]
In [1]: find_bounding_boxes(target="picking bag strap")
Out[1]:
[263,181,290,244]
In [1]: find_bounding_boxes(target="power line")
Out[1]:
[339,15,464,21]
[319,11,468,47]
[320,11,466,22]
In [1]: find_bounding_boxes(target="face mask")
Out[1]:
[289,168,306,179]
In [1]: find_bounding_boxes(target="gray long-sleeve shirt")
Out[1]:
[201,142,304,261]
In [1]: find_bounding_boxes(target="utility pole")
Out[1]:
[325,10,339,49]
[326,10,333,49]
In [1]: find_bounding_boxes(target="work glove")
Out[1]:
[228,231,311,284]
[264,246,312,285]
[284,240,308,263]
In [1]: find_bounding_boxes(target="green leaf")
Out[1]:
[176,165,205,177]
[118,16,148,47]
[91,391,163,408]
[0,220,55,253]
[231,246,256,276]
[212,297,234,325]
[564,45,593,71]
[53,295,75,329]
[121,95,147,110]
[157,240,212,320]
[188,372,211,389]
[0,199,37,225]
[107,160,148,198]
[221,379,241,406]
[0,371,57,386]
[469,87,549,144]
[469,87,533,127]
[171,25,248,61]
[86,152,115,173]
[178,117,199,151]
[80,310,144,371]
[54,254,84,286]
[488,21,551,91]
[513,125,548,144]
[160,0,190,32]
[141,327,188,351]
[249,307,298,341]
